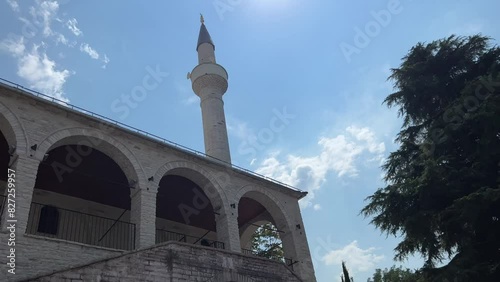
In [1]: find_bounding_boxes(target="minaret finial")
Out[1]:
[200,14,204,24]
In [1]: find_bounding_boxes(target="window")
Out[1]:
[38,205,59,235]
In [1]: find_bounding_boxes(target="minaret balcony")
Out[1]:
[190,63,228,83]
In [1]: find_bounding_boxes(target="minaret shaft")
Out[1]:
[199,90,231,163]
[198,44,216,64]
[191,22,231,163]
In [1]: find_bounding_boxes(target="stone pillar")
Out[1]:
[130,185,157,249]
[285,203,317,282]
[216,208,241,252]
[1,154,40,235]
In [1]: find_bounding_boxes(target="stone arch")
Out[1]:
[153,160,228,213]
[239,219,268,249]
[0,100,28,154]
[35,127,146,189]
[236,185,299,260]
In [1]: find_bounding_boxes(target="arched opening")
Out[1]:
[27,144,135,250]
[238,191,296,270]
[246,222,284,260]
[155,169,223,249]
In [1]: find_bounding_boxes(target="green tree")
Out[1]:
[367,266,422,282]
[341,261,354,282]
[361,35,500,281]
[250,222,284,261]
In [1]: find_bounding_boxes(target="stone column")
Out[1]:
[130,185,157,249]
[1,154,40,235]
[216,207,241,252]
[284,202,317,282]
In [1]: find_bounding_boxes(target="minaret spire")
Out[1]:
[197,16,215,53]
[189,16,231,163]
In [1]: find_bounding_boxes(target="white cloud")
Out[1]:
[54,33,72,46]
[0,36,26,56]
[313,204,322,211]
[321,241,384,273]
[15,2,83,50]
[0,0,109,99]
[101,54,110,69]
[80,43,99,59]
[346,126,385,155]
[6,0,19,11]
[227,118,255,141]
[174,79,198,105]
[1,2,74,101]
[29,0,60,37]
[67,18,82,36]
[183,95,198,105]
[18,1,80,48]
[1,36,71,101]
[255,126,385,208]
[17,44,71,102]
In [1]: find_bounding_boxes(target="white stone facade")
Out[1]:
[0,84,316,281]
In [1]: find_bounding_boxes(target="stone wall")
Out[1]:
[26,242,302,282]
[0,232,122,282]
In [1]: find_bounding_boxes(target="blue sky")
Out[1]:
[1,0,499,281]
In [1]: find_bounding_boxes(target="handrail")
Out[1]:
[193,229,211,245]
[31,201,131,223]
[0,78,305,194]
[27,202,135,250]
[98,208,128,242]
[156,228,224,249]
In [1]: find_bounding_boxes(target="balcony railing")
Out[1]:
[241,248,296,271]
[26,202,135,250]
[156,228,225,249]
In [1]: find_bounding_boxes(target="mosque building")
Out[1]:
[0,17,316,281]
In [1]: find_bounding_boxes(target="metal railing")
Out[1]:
[0,78,305,194]
[241,248,295,271]
[241,248,256,256]
[156,228,225,249]
[26,202,135,250]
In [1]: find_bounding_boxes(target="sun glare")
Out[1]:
[250,0,293,12]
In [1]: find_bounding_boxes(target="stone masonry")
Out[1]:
[27,241,303,282]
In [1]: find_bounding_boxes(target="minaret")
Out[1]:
[189,15,231,163]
